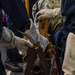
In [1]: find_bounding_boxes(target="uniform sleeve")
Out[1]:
[64,0,75,18]
[64,0,75,33]
[0,0,30,32]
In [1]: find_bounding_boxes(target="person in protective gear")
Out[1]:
[36,0,75,75]
[34,0,63,75]
[32,0,63,47]
[32,1,63,75]
[0,0,49,74]
[5,13,24,72]
[0,0,49,51]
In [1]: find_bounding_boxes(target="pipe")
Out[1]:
[32,65,41,74]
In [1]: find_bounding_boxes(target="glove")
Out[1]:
[62,33,75,75]
[0,27,33,50]
[36,8,60,21]
[20,19,49,51]
[14,36,33,50]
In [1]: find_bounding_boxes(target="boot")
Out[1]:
[5,48,23,72]
[5,58,23,72]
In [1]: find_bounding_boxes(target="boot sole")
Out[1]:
[5,63,23,72]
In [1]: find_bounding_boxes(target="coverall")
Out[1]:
[60,0,75,58]
[0,0,30,74]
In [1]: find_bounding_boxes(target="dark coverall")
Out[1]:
[61,0,75,56]
[5,0,37,64]
[0,0,30,75]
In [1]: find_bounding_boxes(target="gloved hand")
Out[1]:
[36,8,60,21]
[62,32,75,75]
[20,19,49,52]
[0,27,33,50]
